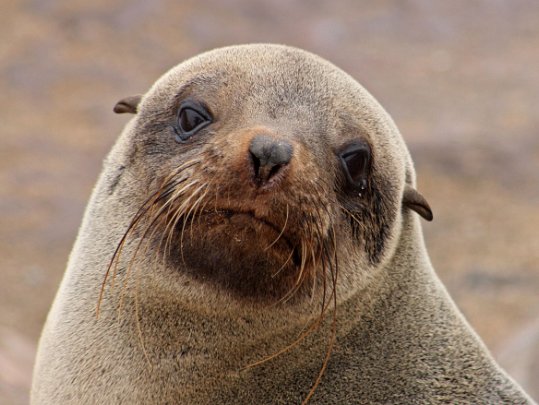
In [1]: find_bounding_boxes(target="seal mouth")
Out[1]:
[205,209,291,241]
[194,208,302,267]
[209,208,282,228]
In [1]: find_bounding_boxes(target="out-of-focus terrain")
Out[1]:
[1,1,538,403]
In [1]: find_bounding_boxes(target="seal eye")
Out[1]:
[339,141,371,190]
[174,100,212,143]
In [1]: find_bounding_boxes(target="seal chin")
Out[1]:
[167,209,305,301]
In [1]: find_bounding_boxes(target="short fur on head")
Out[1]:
[32,45,534,404]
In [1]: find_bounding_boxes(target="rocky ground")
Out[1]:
[1,1,538,403]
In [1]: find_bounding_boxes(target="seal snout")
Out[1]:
[248,135,293,187]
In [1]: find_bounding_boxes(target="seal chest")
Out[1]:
[31,44,534,404]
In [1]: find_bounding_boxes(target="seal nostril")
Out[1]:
[250,151,262,179]
[248,135,293,186]
[268,164,281,180]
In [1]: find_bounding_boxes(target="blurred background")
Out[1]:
[1,0,538,403]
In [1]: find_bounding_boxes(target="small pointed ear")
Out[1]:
[113,95,142,114]
[403,184,433,221]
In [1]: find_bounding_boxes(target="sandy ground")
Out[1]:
[1,1,538,403]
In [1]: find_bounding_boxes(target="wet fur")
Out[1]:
[32,45,534,404]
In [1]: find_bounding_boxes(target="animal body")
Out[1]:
[32,44,535,404]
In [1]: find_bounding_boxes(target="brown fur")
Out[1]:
[32,44,534,404]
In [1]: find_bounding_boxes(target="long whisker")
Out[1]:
[178,183,206,262]
[158,179,201,262]
[241,311,326,372]
[271,248,295,278]
[115,179,200,317]
[247,205,336,376]
[97,186,165,317]
[265,203,289,250]
[117,200,168,317]
[188,189,210,241]
[98,175,182,297]
[277,239,309,304]
[164,196,187,261]
[302,225,339,405]
[156,193,181,268]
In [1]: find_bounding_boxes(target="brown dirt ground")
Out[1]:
[1,1,538,403]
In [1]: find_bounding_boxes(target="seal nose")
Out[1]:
[249,135,293,186]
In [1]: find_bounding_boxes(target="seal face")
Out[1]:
[105,45,418,306]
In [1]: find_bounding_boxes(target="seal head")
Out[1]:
[106,45,432,307]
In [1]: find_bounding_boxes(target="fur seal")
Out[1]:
[31,44,535,404]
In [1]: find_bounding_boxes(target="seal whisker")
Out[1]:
[165,181,202,249]
[161,179,202,259]
[195,188,214,229]
[243,243,335,377]
[265,203,289,251]
[143,205,176,276]
[296,239,309,286]
[165,201,187,265]
[313,237,332,319]
[318,241,330,314]
[148,178,194,244]
[97,186,166,317]
[163,197,187,262]
[187,188,209,241]
[134,178,194,265]
[270,248,295,279]
[177,183,206,262]
[158,179,207,267]
[307,212,328,311]
[302,225,339,405]
[116,194,179,317]
[246,212,336,377]
[109,195,161,285]
[241,309,329,372]
[156,195,180,268]
[108,176,184,288]
[117,209,158,320]
[277,239,311,305]
[308,238,319,303]
[104,161,203,364]
[164,159,201,183]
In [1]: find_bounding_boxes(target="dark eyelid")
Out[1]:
[179,99,212,120]
[340,141,370,157]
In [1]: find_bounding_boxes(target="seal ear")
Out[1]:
[113,95,142,114]
[403,185,433,221]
